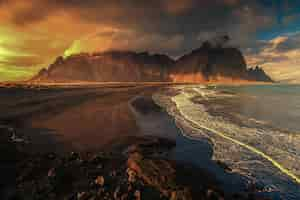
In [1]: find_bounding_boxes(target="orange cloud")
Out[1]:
[0,0,278,81]
[245,35,300,83]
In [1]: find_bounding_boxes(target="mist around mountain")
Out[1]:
[32,38,273,83]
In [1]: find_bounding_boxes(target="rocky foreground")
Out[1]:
[0,125,269,200]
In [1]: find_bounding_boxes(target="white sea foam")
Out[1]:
[153,85,300,199]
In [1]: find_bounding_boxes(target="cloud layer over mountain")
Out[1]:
[0,0,299,81]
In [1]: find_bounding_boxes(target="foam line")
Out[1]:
[171,92,300,184]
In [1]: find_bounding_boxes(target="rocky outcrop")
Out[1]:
[169,42,249,82]
[7,134,267,200]
[247,66,273,82]
[32,40,273,83]
[1,122,270,200]
[33,51,174,82]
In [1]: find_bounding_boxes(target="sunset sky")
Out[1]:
[1,0,300,82]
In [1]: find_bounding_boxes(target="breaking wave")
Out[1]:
[153,85,300,199]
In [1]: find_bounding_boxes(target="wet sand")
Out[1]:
[0,84,164,153]
[0,84,264,199]
[131,90,250,194]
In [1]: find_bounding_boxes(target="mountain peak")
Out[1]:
[31,44,272,83]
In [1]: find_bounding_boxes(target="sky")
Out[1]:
[1,0,300,82]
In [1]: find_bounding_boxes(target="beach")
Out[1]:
[153,84,300,199]
[0,83,282,199]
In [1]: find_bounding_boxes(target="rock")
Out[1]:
[47,168,56,177]
[127,152,177,197]
[11,136,264,200]
[94,176,105,186]
[110,170,117,177]
[127,152,144,173]
[69,152,80,161]
[121,136,176,158]
[113,186,120,199]
[77,192,89,200]
[126,168,137,183]
[206,188,223,200]
[216,160,231,172]
[134,190,141,200]
[89,154,105,164]
[170,189,193,200]
[121,193,129,200]
[170,191,178,200]
[96,164,103,169]
[45,152,56,160]
[127,184,133,192]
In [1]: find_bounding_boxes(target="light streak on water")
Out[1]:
[171,91,300,184]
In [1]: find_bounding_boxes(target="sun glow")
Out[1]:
[63,40,82,58]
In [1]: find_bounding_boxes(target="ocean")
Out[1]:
[153,84,300,200]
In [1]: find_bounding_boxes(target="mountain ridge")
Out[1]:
[31,41,273,83]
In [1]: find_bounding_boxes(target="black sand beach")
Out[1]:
[0,84,267,199]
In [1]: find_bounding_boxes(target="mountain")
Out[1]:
[247,66,273,82]
[31,42,273,83]
[32,51,174,82]
[169,41,249,82]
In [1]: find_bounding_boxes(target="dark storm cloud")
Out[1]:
[5,0,275,43]
[0,0,278,77]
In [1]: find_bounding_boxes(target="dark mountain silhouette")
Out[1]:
[169,42,249,82]
[32,51,174,82]
[31,40,273,83]
[247,66,273,82]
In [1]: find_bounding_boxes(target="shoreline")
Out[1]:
[151,87,254,192]
[0,84,271,199]
[153,85,300,199]
[0,81,276,89]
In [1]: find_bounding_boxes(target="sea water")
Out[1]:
[153,84,300,200]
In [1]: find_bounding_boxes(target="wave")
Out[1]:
[153,85,300,199]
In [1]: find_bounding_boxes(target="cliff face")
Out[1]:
[33,51,174,82]
[32,44,272,83]
[247,66,273,82]
[169,43,248,82]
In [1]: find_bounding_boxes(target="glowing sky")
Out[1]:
[1,0,300,82]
